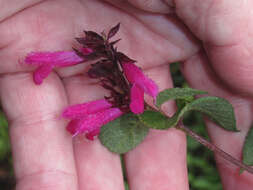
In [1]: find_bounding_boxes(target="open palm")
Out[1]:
[0,0,253,189]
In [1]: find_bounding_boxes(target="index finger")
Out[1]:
[0,72,78,190]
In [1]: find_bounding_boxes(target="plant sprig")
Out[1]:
[100,87,253,174]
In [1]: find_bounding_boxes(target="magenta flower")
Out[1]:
[122,62,158,114]
[62,99,112,119]
[62,99,123,140]
[25,49,92,84]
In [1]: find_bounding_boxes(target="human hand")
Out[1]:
[172,0,253,189]
[121,1,253,189]
[0,0,252,189]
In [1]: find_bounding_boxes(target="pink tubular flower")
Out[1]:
[62,99,123,140]
[62,99,112,119]
[122,62,158,114]
[25,49,92,85]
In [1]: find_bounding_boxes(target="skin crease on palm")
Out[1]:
[0,0,253,189]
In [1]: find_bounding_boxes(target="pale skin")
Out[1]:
[0,0,253,189]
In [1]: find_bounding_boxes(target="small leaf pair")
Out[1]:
[140,88,237,131]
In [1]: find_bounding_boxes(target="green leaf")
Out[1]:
[140,96,237,132]
[99,113,149,154]
[180,97,237,131]
[243,125,253,166]
[156,88,207,107]
[166,111,182,128]
[138,111,170,129]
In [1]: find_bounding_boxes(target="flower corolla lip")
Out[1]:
[33,65,53,85]
[122,62,159,114]
[25,49,92,85]
[63,99,123,140]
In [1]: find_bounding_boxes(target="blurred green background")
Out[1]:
[0,62,222,189]
[171,62,222,190]
[0,111,14,189]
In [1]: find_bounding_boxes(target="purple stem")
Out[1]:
[179,124,253,174]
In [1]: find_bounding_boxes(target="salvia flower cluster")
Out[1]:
[25,23,158,140]
[23,23,253,175]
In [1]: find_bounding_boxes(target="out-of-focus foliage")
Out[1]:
[171,62,222,190]
[0,112,10,161]
[0,111,15,189]
[184,111,222,190]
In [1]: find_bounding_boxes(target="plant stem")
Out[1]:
[178,124,253,174]
[146,99,253,174]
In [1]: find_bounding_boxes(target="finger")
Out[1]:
[0,0,199,74]
[0,0,43,22]
[63,75,125,190]
[0,72,78,190]
[125,64,189,190]
[107,0,174,13]
[102,0,199,65]
[165,0,253,95]
[181,52,253,189]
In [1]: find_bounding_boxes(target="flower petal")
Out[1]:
[66,119,82,136]
[85,128,100,140]
[122,62,158,98]
[122,62,145,84]
[62,99,112,119]
[130,84,144,114]
[33,65,53,85]
[66,108,123,140]
[140,78,159,99]
[25,51,84,67]
[80,108,123,133]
